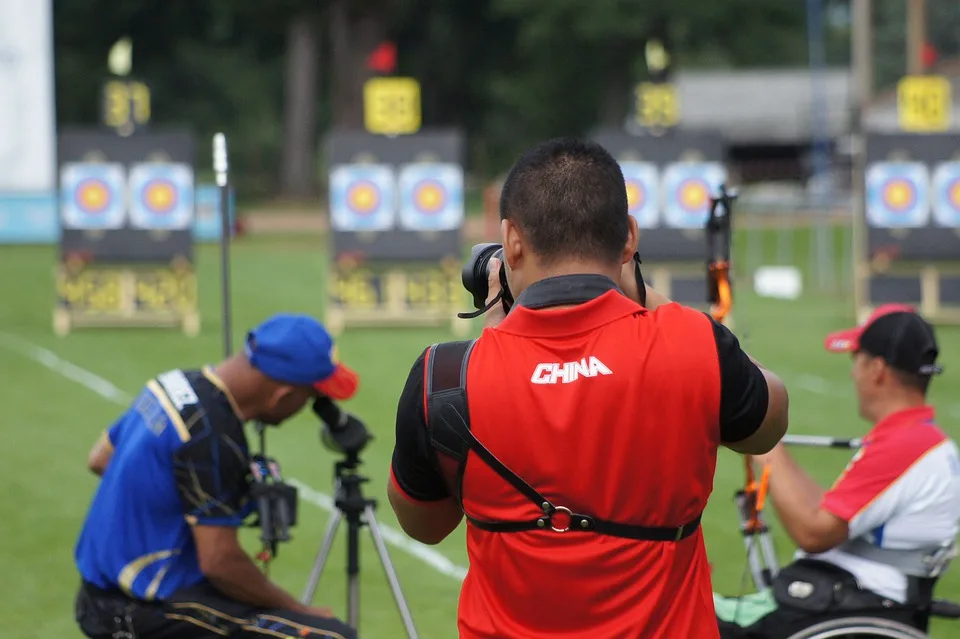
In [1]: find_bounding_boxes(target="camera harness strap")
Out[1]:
[423,339,701,542]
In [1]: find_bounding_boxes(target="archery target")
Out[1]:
[661,162,727,229]
[397,163,464,231]
[619,162,659,228]
[865,161,930,228]
[329,164,396,232]
[60,163,126,230]
[931,162,960,228]
[127,163,195,230]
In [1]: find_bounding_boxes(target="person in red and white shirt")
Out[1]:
[735,304,960,636]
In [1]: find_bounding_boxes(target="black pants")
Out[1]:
[75,581,357,639]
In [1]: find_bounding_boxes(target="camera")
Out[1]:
[459,242,514,318]
[312,395,372,458]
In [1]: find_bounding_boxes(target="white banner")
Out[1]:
[0,0,56,192]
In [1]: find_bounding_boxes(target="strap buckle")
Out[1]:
[548,506,573,533]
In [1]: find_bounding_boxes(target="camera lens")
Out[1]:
[461,243,504,310]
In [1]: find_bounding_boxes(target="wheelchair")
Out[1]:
[717,451,960,639]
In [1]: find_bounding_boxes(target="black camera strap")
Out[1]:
[424,340,701,542]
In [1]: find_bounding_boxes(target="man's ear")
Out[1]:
[267,384,295,409]
[622,215,639,264]
[501,219,523,270]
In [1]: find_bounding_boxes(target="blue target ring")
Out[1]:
[398,163,464,231]
[932,161,960,228]
[865,161,930,228]
[619,162,659,228]
[662,162,727,229]
[60,162,127,230]
[330,164,396,232]
[128,163,194,231]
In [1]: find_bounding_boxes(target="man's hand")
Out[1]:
[193,524,332,614]
[87,430,114,476]
[483,257,508,328]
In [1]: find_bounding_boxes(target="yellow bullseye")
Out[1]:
[680,183,707,209]
[884,180,913,209]
[145,183,175,212]
[625,182,643,209]
[348,184,378,213]
[949,182,960,208]
[416,184,444,212]
[78,182,109,212]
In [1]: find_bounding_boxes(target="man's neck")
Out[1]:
[524,260,621,288]
[870,395,927,425]
[211,358,257,422]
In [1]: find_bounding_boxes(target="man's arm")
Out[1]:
[87,430,114,476]
[387,350,464,545]
[173,430,323,613]
[751,444,848,553]
[709,317,789,455]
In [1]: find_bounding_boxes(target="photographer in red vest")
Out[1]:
[386,137,791,638]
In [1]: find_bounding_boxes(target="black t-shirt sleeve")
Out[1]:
[172,425,250,526]
[708,315,770,443]
[390,350,450,502]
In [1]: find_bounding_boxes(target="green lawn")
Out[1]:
[2,235,960,638]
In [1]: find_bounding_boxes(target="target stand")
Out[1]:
[323,130,471,337]
[854,132,960,325]
[53,129,200,336]
[591,127,731,317]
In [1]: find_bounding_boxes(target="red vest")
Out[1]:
[424,281,723,639]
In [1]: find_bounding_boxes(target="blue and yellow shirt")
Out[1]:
[75,367,254,601]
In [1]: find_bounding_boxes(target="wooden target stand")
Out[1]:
[324,255,472,337]
[852,250,960,326]
[53,254,200,337]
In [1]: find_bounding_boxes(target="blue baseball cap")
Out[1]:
[244,313,359,400]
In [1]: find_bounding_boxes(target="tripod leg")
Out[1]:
[301,509,342,605]
[364,505,419,639]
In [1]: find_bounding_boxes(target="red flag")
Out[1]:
[922,43,938,70]
[367,41,397,74]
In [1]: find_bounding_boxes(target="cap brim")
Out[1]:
[314,362,359,400]
[824,327,862,353]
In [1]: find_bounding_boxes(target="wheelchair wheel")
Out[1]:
[784,616,928,639]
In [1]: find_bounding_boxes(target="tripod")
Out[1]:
[301,452,419,638]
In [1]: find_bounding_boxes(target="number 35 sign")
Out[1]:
[363,77,422,136]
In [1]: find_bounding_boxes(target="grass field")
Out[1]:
[2,234,960,639]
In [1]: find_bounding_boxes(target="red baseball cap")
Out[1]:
[824,304,942,376]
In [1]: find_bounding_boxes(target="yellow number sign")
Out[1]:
[103,80,152,135]
[363,77,421,135]
[635,82,679,129]
[58,269,124,313]
[135,269,197,312]
[897,75,952,132]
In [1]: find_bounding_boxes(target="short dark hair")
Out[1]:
[890,368,932,395]
[499,137,629,265]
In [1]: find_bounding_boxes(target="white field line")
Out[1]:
[0,332,468,582]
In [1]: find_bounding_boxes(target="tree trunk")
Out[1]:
[330,0,388,130]
[280,12,319,198]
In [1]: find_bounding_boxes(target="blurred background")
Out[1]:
[2,1,960,637]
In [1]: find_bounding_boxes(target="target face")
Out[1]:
[127,163,195,230]
[865,162,930,228]
[60,163,126,230]
[619,162,659,228]
[931,162,960,228]
[661,162,727,229]
[329,164,396,232]
[398,163,464,231]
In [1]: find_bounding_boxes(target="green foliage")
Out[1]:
[52,0,854,198]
